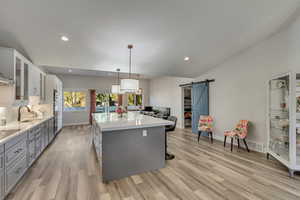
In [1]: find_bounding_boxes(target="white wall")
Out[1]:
[59,74,150,126]
[194,14,300,152]
[149,76,193,128]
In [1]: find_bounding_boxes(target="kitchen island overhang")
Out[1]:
[92,112,174,182]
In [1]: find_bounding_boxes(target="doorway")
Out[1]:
[183,87,192,129]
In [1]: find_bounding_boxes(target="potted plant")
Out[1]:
[116,106,126,117]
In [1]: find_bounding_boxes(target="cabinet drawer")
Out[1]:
[27,136,35,145]
[28,129,36,140]
[33,125,41,132]
[5,155,27,193]
[35,130,42,139]
[6,140,26,167]
[0,145,4,154]
[0,169,4,199]
[43,132,48,149]
[35,136,42,157]
[5,133,26,150]
[27,140,35,167]
[0,154,4,171]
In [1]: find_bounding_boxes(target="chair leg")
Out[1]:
[237,138,240,149]
[243,139,250,152]
[198,131,202,143]
[210,132,213,144]
[224,136,227,147]
[230,138,233,152]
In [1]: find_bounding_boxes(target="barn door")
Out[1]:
[192,82,209,134]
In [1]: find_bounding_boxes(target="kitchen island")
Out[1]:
[92,112,174,182]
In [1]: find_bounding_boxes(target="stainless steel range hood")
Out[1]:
[0,73,13,86]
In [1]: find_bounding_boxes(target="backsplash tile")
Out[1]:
[0,103,51,124]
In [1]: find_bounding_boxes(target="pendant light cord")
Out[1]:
[128,44,133,79]
[129,47,131,78]
[117,69,120,85]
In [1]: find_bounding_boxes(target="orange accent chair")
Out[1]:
[224,120,250,152]
[198,116,214,143]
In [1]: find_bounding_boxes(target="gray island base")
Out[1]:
[92,112,173,182]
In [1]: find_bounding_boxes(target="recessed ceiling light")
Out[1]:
[184,57,190,61]
[68,69,72,73]
[61,36,69,41]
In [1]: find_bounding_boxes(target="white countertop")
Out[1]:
[93,112,174,132]
[0,115,54,144]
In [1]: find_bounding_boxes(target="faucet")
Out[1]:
[17,105,32,122]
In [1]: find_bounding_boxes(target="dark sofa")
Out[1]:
[141,106,171,119]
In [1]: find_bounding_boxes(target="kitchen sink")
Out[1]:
[0,129,21,140]
[21,119,34,123]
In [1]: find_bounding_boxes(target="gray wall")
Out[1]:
[148,14,300,152]
[149,76,193,128]
[59,74,150,126]
[194,14,300,152]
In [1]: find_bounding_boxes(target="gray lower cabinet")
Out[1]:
[5,133,28,195]
[0,153,4,200]
[43,122,49,148]
[5,139,27,167]
[50,118,54,136]
[2,117,56,199]
[41,121,49,149]
[48,119,54,143]
[35,130,43,158]
[0,170,4,200]
[5,155,27,194]
[27,132,35,167]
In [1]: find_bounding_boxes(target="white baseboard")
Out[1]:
[63,122,90,127]
[188,130,266,153]
[212,134,266,153]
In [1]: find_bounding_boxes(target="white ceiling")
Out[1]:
[0,0,299,78]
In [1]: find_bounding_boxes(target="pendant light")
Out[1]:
[136,74,143,95]
[120,44,139,93]
[111,68,121,94]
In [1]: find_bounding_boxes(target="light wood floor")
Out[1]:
[6,125,300,200]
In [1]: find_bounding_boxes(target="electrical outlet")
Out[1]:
[142,130,147,136]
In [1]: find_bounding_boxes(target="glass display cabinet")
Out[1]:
[267,72,300,177]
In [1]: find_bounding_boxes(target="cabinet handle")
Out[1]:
[14,148,22,154]
[0,157,3,168]
[15,167,22,174]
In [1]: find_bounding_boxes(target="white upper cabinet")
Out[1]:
[0,47,14,82]
[39,72,46,102]
[28,64,40,97]
[0,47,43,106]
[23,61,29,101]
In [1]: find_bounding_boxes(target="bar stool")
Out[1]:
[165,116,177,160]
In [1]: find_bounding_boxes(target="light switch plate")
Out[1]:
[142,130,147,136]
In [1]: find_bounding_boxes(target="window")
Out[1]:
[127,94,143,110]
[95,93,118,112]
[64,91,87,111]
[128,94,135,106]
[136,94,142,106]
